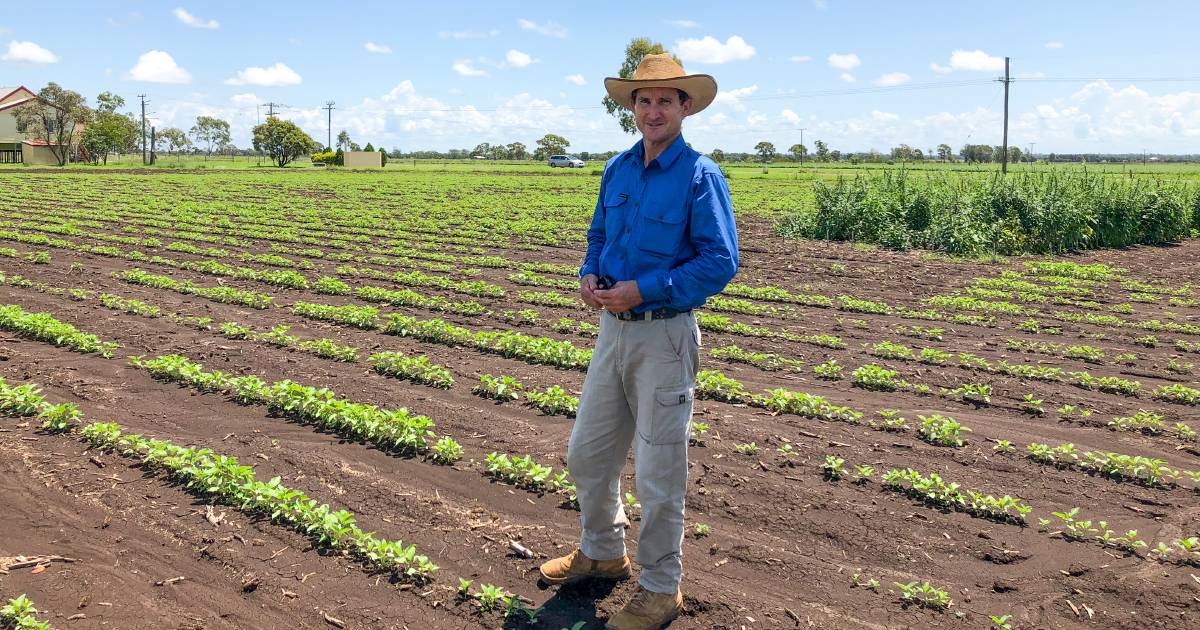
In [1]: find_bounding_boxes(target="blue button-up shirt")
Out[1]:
[580,134,739,313]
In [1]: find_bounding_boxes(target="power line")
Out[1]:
[138,94,149,165]
[999,56,1012,175]
[322,101,335,150]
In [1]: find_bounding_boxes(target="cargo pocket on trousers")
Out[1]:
[646,386,694,445]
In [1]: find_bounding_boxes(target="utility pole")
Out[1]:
[1029,142,1036,163]
[799,127,807,167]
[149,126,156,165]
[323,101,336,150]
[264,102,285,118]
[138,94,148,165]
[999,57,1012,175]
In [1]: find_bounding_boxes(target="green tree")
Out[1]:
[190,116,231,159]
[336,130,352,152]
[754,141,776,163]
[534,133,570,161]
[709,148,725,162]
[95,91,125,115]
[603,37,682,134]
[936,143,953,161]
[334,147,345,166]
[788,143,808,161]
[379,148,388,167]
[472,142,492,158]
[364,142,375,152]
[13,83,91,166]
[488,144,507,160]
[157,127,190,154]
[252,117,319,167]
[813,140,829,162]
[506,142,528,160]
[81,111,138,165]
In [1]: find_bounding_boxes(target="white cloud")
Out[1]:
[781,109,802,124]
[517,18,567,38]
[1,40,59,64]
[675,35,755,64]
[666,19,700,28]
[452,59,487,77]
[747,111,768,127]
[230,93,258,106]
[813,0,829,8]
[827,53,861,70]
[789,55,812,64]
[839,73,856,83]
[438,29,499,40]
[565,74,587,86]
[364,42,392,54]
[173,7,218,29]
[127,50,191,83]
[873,72,910,87]
[224,62,301,86]
[505,49,533,68]
[713,85,758,111]
[931,49,1004,73]
[1045,41,1065,49]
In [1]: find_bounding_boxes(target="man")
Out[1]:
[538,53,739,630]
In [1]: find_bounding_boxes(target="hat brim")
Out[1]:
[604,74,717,115]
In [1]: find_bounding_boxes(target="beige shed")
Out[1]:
[343,151,383,168]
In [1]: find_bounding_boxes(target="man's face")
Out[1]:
[634,87,691,146]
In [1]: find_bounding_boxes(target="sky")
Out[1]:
[2,1,1200,154]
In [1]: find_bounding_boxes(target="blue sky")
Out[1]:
[3,1,1199,153]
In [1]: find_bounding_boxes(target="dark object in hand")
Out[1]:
[596,275,617,290]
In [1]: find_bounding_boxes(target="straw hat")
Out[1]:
[604,53,717,115]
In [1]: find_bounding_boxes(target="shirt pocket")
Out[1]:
[602,190,629,236]
[636,210,686,257]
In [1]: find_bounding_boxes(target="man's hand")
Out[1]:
[594,280,643,313]
[579,274,602,309]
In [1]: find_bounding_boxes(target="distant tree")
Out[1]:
[890,144,921,161]
[506,142,528,160]
[95,91,125,115]
[379,148,388,166]
[252,117,319,167]
[363,142,375,152]
[534,133,570,161]
[936,143,953,161]
[754,141,776,163]
[709,148,725,162]
[829,149,842,162]
[336,130,352,152]
[960,144,994,163]
[13,83,91,166]
[488,144,507,160]
[788,143,808,161]
[472,142,492,158]
[813,140,829,162]
[334,147,345,166]
[157,127,190,154]
[81,92,139,164]
[603,37,681,134]
[190,116,231,159]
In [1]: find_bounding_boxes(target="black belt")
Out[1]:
[609,308,689,322]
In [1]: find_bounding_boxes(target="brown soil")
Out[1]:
[1,216,1198,630]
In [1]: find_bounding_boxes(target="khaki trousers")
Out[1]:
[567,309,700,593]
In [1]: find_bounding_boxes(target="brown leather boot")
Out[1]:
[538,549,631,585]
[605,587,683,630]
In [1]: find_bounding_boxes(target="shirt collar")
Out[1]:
[631,133,688,170]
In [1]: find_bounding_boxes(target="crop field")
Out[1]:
[0,167,1198,629]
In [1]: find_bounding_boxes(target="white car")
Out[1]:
[548,154,585,168]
